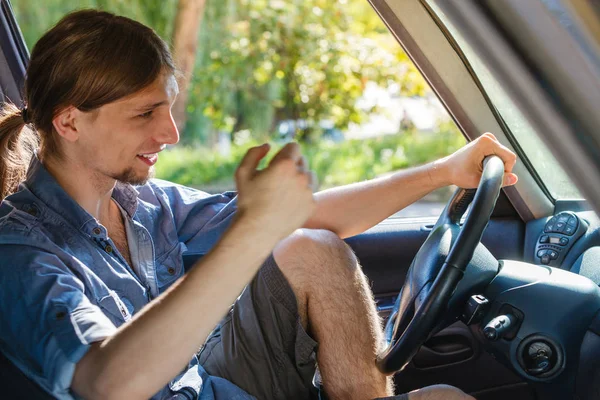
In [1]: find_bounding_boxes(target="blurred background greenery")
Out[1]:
[12,0,464,198]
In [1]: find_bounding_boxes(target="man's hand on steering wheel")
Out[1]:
[376,132,518,374]
[438,132,519,189]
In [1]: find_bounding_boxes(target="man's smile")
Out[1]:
[137,152,159,165]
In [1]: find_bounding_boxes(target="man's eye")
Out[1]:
[138,110,153,119]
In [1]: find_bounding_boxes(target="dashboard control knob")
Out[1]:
[541,254,551,264]
[483,314,516,341]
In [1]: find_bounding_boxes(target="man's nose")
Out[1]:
[156,112,180,145]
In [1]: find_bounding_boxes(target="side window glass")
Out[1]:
[13,0,465,218]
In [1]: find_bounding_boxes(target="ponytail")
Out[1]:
[0,103,39,199]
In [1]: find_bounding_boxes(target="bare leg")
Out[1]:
[408,385,475,400]
[273,229,393,400]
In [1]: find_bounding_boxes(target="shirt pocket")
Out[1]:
[155,242,186,292]
[97,290,132,326]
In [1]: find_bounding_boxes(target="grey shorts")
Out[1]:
[198,255,319,400]
[197,255,411,400]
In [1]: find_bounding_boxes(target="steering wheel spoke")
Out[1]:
[377,156,505,374]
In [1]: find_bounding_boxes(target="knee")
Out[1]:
[408,384,475,400]
[273,228,357,277]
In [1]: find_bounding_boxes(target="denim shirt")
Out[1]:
[0,156,253,399]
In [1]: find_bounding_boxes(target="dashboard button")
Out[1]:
[549,250,558,260]
[567,216,578,226]
[537,249,547,258]
[555,222,566,232]
[559,237,569,246]
[557,215,569,224]
[564,225,575,235]
[540,235,549,244]
[541,255,551,264]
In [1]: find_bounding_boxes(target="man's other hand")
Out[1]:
[439,132,519,189]
[234,142,316,240]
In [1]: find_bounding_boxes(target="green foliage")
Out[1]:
[11,0,177,49]
[187,0,429,144]
[12,0,439,150]
[155,126,465,192]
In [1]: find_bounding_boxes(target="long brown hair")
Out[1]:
[0,9,175,199]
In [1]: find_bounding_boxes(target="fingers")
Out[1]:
[295,154,318,191]
[269,143,317,191]
[482,132,497,141]
[503,172,519,187]
[481,132,517,173]
[237,142,317,192]
[297,154,308,173]
[479,132,519,186]
[296,154,317,190]
[235,143,270,183]
[308,171,318,191]
[270,142,302,166]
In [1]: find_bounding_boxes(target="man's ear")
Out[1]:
[52,106,80,142]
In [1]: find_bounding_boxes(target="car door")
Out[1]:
[351,0,600,399]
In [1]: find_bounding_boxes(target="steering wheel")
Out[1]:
[376,155,506,374]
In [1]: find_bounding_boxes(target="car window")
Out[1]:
[426,0,583,201]
[13,0,467,218]
[541,0,600,73]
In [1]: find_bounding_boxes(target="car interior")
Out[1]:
[2,0,600,399]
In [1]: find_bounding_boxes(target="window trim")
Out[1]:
[432,0,600,214]
[419,0,556,204]
[368,0,553,220]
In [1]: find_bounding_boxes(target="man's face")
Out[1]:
[73,72,180,186]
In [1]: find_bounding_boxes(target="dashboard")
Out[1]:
[476,206,600,399]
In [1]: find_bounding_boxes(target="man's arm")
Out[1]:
[304,161,447,239]
[303,133,519,239]
[72,143,314,399]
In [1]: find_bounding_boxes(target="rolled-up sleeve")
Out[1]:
[0,245,116,398]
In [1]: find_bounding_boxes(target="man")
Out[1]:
[0,10,517,400]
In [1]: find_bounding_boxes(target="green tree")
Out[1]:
[171,0,207,132]
[12,0,430,147]
[184,0,428,144]
[12,0,176,51]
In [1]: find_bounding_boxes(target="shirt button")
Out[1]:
[93,227,101,235]
[167,267,176,275]
[55,311,66,320]
[105,245,113,253]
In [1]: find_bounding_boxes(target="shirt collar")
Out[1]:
[24,154,140,233]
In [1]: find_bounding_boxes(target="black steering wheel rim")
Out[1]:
[376,155,506,374]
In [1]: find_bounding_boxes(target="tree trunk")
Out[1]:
[171,0,207,133]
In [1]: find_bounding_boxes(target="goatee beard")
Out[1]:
[112,167,155,186]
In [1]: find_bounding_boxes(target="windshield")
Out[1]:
[426,1,583,201]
